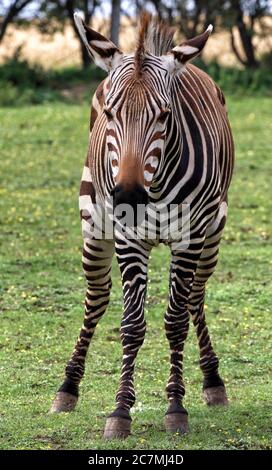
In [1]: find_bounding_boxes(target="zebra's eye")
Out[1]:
[158,108,171,122]
[104,108,113,120]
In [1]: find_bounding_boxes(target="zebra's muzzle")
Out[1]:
[111,184,149,227]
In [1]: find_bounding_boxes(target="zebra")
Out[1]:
[50,12,234,438]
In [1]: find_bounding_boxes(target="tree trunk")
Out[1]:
[232,1,259,68]
[236,16,259,68]
[110,0,121,46]
[230,27,246,67]
[0,0,32,43]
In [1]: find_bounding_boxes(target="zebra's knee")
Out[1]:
[164,309,190,348]
[82,240,113,285]
[200,353,220,378]
[64,356,85,388]
[120,316,146,350]
[84,276,112,298]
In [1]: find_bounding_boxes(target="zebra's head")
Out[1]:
[74,12,212,215]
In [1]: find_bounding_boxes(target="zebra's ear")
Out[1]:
[163,25,213,73]
[74,13,123,72]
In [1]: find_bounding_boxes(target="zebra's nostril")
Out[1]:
[111,184,148,203]
[110,184,122,197]
[142,189,149,205]
[111,184,149,226]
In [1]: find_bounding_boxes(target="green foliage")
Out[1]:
[0,55,105,106]
[195,58,272,95]
[0,80,61,106]
[0,53,271,107]
[259,51,272,70]
[0,97,271,449]
[0,54,47,87]
[0,81,18,106]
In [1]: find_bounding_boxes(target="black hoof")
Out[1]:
[165,412,189,434]
[203,385,229,406]
[103,407,132,439]
[103,416,131,439]
[165,399,189,434]
[50,391,78,413]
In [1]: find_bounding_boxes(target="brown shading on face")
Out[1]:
[116,153,145,191]
[112,78,152,190]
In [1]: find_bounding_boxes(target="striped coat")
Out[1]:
[51,12,234,438]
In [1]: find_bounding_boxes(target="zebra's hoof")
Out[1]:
[49,391,78,413]
[103,417,131,439]
[164,413,189,435]
[203,385,229,406]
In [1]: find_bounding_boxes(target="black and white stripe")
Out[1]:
[52,13,234,429]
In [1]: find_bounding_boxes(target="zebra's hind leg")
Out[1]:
[103,241,151,439]
[164,243,205,435]
[189,290,228,406]
[50,238,114,413]
[188,204,229,406]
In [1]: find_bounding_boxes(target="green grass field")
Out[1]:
[0,96,271,450]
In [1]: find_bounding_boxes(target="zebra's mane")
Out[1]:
[135,12,175,76]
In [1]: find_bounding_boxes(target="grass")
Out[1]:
[0,95,271,450]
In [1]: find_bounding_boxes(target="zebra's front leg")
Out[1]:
[50,239,114,413]
[104,241,151,439]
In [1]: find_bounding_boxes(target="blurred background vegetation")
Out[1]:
[0,2,272,450]
[0,0,271,106]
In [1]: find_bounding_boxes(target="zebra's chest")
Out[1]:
[150,146,220,205]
